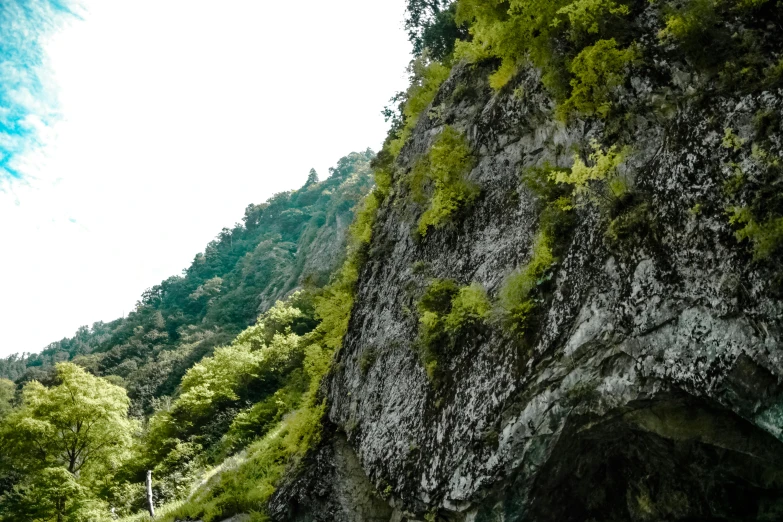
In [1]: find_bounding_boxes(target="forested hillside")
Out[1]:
[0,150,374,416]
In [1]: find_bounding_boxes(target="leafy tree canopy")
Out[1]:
[0,380,13,420]
[1,363,135,476]
[0,363,135,521]
[405,0,467,61]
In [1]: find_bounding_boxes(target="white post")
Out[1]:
[146,470,155,518]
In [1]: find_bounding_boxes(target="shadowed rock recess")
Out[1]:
[269,9,783,522]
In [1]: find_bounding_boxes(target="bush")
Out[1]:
[498,233,555,334]
[416,280,490,384]
[605,199,652,244]
[728,207,783,260]
[388,57,451,158]
[659,0,722,41]
[558,39,638,119]
[165,402,325,522]
[555,0,630,38]
[550,139,630,203]
[455,0,633,94]
[722,143,783,262]
[217,371,307,457]
[522,163,575,210]
[410,126,478,236]
[444,283,492,331]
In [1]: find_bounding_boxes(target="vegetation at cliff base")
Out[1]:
[149,159,385,522]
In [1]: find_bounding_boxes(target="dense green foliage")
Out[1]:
[551,140,630,204]
[0,363,136,521]
[405,0,468,61]
[141,159,387,522]
[0,357,26,383]
[558,39,638,119]
[0,152,374,417]
[0,381,12,421]
[453,0,632,93]
[0,151,377,520]
[451,0,782,119]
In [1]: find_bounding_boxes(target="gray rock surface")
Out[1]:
[275,21,783,522]
[268,425,392,521]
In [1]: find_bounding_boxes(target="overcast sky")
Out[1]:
[0,0,412,357]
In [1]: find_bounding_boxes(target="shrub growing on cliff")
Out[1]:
[410,126,478,236]
[728,207,783,260]
[555,0,630,38]
[558,39,638,120]
[388,57,451,157]
[454,0,634,97]
[417,280,490,383]
[721,138,783,262]
[522,162,575,210]
[498,233,555,334]
[551,140,630,204]
[659,0,770,42]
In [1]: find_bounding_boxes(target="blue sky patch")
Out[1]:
[0,0,74,181]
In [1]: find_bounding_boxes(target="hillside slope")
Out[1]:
[0,151,374,415]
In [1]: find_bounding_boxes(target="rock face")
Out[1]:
[269,424,394,522]
[274,19,783,522]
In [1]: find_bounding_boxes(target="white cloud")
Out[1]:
[0,0,412,356]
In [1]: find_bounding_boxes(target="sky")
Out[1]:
[0,0,412,357]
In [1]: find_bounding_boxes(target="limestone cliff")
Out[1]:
[269,4,783,521]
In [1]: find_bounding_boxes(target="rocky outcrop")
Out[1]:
[274,10,783,522]
[268,424,393,521]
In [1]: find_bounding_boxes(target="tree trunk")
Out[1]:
[146,470,155,518]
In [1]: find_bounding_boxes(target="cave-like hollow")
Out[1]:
[524,395,783,522]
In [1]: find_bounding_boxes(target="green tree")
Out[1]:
[0,467,108,522]
[0,363,135,521]
[405,0,466,60]
[0,380,13,420]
